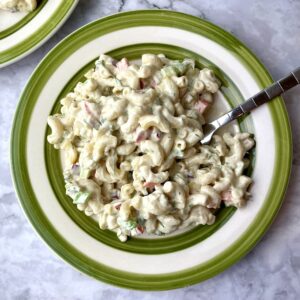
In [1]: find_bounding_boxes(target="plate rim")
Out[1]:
[10,9,292,290]
[0,0,78,68]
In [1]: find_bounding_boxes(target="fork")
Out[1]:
[200,67,300,144]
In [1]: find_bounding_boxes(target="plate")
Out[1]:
[0,0,78,68]
[10,10,292,290]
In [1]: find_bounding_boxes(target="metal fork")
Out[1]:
[201,67,300,144]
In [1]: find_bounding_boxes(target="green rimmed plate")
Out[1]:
[11,10,292,290]
[0,0,78,68]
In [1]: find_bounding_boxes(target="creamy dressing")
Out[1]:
[47,54,255,242]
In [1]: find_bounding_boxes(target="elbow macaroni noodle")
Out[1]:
[47,53,255,242]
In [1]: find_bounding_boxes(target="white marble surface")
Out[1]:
[1,0,300,299]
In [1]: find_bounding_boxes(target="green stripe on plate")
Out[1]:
[0,0,48,40]
[45,43,254,254]
[0,0,77,66]
[11,10,291,290]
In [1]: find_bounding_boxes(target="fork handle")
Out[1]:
[216,67,300,126]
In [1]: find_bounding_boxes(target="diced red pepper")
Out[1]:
[221,190,232,201]
[139,79,145,89]
[115,204,121,210]
[111,193,119,200]
[84,102,98,119]
[143,182,157,188]
[116,58,129,71]
[136,129,152,143]
[156,132,161,139]
[194,99,210,114]
[84,102,93,115]
[137,224,144,234]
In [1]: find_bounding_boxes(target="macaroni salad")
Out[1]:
[0,0,36,12]
[47,54,255,242]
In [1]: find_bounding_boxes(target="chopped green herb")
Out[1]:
[170,62,187,75]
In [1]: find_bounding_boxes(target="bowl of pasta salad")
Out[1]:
[11,10,291,290]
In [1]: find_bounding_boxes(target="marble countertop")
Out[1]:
[1,0,300,299]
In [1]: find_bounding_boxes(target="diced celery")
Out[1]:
[182,58,195,70]
[169,61,187,75]
[63,170,72,181]
[152,71,162,84]
[161,66,178,77]
[115,79,122,86]
[73,191,91,204]
[65,183,80,199]
[172,148,184,158]
[99,116,106,124]
[122,219,137,230]
[65,182,90,205]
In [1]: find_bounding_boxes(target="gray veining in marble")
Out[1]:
[1,0,300,299]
